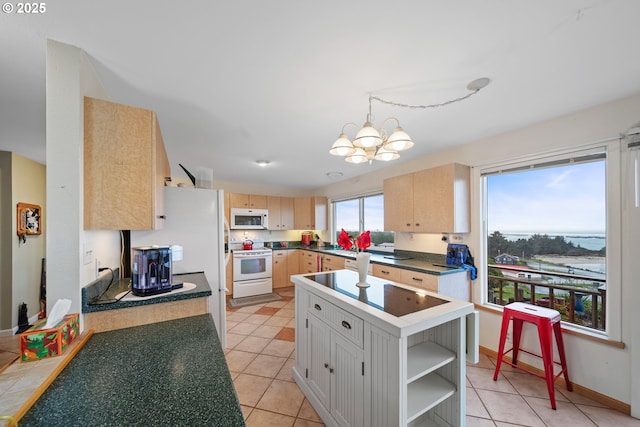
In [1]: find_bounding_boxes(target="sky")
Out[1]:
[335,195,385,232]
[487,160,606,234]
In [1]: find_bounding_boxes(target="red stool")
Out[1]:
[493,302,572,409]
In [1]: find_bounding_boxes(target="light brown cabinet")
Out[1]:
[84,97,170,230]
[273,250,289,288]
[229,193,268,209]
[373,263,469,300]
[321,254,344,272]
[267,196,294,230]
[294,196,328,230]
[299,250,320,274]
[226,253,233,297]
[384,163,470,233]
[287,250,300,285]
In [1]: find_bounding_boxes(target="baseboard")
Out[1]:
[480,346,631,415]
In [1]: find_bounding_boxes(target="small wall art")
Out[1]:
[17,202,42,241]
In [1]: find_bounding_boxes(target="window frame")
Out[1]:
[331,192,393,252]
[476,141,622,341]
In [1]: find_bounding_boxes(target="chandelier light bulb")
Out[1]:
[329,133,356,156]
[386,127,413,151]
[353,121,382,148]
[345,147,369,164]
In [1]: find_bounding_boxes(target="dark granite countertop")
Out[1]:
[20,314,245,427]
[269,243,465,276]
[82,271,212,313]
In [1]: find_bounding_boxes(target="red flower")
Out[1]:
[356,230,371,251]
[338,229,353,251]
[338,229,371,252]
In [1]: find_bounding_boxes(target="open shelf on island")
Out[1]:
[407,372,456,423]
[407,341,456,383]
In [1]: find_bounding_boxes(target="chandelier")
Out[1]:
[329,78,491,164]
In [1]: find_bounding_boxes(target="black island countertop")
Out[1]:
[20,314,245,427]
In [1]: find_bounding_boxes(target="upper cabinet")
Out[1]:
[384,163,470,233]
[84,97,170,230]
[294,196,327,230]
[229,193,267,209]
[267,196,294,230]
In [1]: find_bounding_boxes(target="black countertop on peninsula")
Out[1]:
[20,314,245,427]
[269,243,466,276]
[82,271,212,313]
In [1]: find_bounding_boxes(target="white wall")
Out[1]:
[319,93,640,410]
[45,40,120,324]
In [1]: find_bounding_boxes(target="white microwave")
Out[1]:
[230,208,269,229]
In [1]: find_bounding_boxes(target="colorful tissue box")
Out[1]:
[19,313,79,362]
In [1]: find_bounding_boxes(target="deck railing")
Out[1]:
[487,264,606,331]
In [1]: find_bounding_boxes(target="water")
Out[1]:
[500,232,605,251]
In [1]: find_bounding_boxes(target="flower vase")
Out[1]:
[356,252,371,288]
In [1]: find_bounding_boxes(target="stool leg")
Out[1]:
[511,318,523,365]
[538,321,557,410]
[553,322,573,391]
[493,312,511,381]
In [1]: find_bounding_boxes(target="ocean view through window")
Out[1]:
[482,149,608,332]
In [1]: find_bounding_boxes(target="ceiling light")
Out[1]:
[255,160,270,167]
[330,78,490,164]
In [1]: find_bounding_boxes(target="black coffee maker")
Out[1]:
[132,246,173,296]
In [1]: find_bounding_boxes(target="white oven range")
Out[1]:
[232,246,272,298]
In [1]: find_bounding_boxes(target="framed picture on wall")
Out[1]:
[17,202,42,238]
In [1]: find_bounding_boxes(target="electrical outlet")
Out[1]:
[83,244,93,265]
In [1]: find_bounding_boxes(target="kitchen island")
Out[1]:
[292,270,477,427]
[20,314,244,427]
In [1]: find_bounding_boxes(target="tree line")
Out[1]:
[488,231,605,259]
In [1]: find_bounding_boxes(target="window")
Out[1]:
[333,194,394,252]
[481,146,618,335]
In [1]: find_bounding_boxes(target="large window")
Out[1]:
[333,194,394,251]
[481,147,614,333]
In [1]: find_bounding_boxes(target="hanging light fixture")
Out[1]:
[329,77,490,164]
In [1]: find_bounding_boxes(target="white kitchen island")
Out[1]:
[292,270,478,427]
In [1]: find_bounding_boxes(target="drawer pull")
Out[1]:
[381,270,390,275]
[341,320,352,330]
[411,277,423,282]
[314,303,322,311]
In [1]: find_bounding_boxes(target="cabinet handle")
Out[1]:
[329,368,334,373]
[158,215,166,219]
[341,320,352,330]
[314,303,322,311]
[415,223,420,227]
[324,363,329,369]
[380,270,390,275]
[411,277,423,282]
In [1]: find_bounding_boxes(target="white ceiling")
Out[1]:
[2,1,640,189]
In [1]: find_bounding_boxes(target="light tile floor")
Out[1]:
[226,287,640,427]
[2,289,639,427]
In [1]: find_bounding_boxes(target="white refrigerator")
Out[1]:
[131,186,228,347]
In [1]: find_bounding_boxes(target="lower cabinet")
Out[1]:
[372,264,469,301]
[307,314,364,427]
[272,250,289,288]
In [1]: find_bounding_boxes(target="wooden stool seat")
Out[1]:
[493,302,572,409]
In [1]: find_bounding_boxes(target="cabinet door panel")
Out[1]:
[307,314,331,408]
[331,333,364,427]
[383,174,414,232]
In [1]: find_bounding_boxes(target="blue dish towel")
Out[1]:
[462,263,477,280]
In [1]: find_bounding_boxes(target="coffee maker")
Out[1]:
[132,246,173,296]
